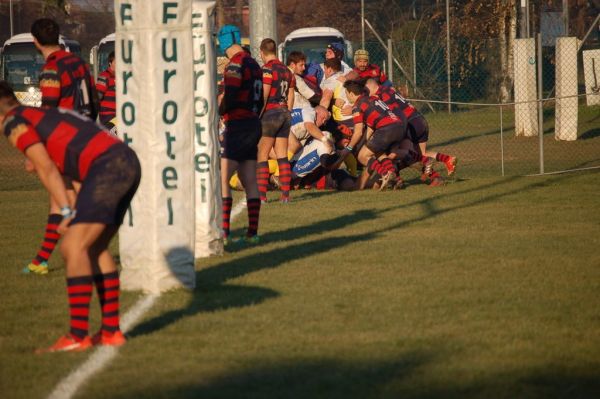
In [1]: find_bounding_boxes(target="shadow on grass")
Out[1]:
[107,357,600,399]
[128,209,378,338]
[129,165,596,341]
[580,128,600,140]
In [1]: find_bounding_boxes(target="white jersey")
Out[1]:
[290,107,316,142]
[293,74,316,110]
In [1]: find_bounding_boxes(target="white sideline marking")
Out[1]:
[47,200,244,399]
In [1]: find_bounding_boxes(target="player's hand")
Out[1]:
[321,138,334,154]
[341,105,353,116]
[57,211,75,234]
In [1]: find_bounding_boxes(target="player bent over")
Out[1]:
[0,81,140,352]
[218,25,263,244]
[364,78,457,184]
[341,80,406,190]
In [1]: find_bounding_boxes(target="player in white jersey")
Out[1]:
[286,51,333,155]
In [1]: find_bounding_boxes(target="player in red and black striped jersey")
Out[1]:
[341,80,407,190]
[218,25,263,244]
[365,78,457,184]
[33,20,97,120]
[26,18,99,274]
[1,81,140,352]
[96,51,116,133]
[353,49,392,88]
[257,38,295,203]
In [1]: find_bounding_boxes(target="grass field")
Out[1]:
[1,168,599,398]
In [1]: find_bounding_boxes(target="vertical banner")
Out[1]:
[192,0,222,257]
[555,37,579,141]
[582,49,600,107]
[514,38,538,137]
[116,0,196,293]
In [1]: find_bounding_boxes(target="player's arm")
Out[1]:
[24,143,74,231]
[39,66,61,108]
[219,63,242,116]
[96,74,108,98]
[287,87,295,111]
[320,88,333,109]
[348,121,364,150]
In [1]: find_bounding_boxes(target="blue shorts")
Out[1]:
[72,144,141,226]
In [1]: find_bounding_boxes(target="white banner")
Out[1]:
[514,38,538,137]
[116,0,196,293]
[192,1,222,257]
[555,37,578,141]
[582,49,600,107]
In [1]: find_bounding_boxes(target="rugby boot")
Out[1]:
[36,334,92,354]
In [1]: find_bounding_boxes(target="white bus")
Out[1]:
[0,33,81,106]
[90,33,115,81]
[277,27,353,65]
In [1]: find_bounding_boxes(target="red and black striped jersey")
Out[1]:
[262,58,295,111]
[354,64,388,85]
[352,95,400,130]
[3,106,120,182]
[221,50,263,121]
[96,68,116,125]
[40,50,97,118]
[376,85,419,119]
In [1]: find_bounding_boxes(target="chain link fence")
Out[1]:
[359,33,600,179]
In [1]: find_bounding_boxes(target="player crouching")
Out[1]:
[0,81,140,352]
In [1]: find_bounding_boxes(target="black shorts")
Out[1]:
[407,115,429,144]
[366,123,406,154]
[72,143,141,226]
[261,108,291,138]
[221,117,261,162]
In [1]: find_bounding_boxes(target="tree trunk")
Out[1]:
[498,4,510,102]
[506,0,517,101]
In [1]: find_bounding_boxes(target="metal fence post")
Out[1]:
[537,32,544,174]
[446,0,452,113]
[412,39,417,90]
[387,38,393,83]
[500,105,505,177]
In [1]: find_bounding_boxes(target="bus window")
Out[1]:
[1,42,45,91]
[97,41,115,72]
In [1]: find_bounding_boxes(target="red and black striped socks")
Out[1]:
[67,275,93,341]
[246,198,261,237]
[222,197,233,239]
[32,213,62,265]
[435,152,452,163]
[94,271,121,333]
[256,162,270,202]
[277,158,291,201]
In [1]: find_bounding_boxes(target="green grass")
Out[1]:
[1,169,599,398]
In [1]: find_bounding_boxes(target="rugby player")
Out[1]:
[257,38,295,203]
[364,78,456,184]
[1,81,139,352]
[96,51,117,134]
[353,49,392,87]
[24,18,98,275]
[342,80,407,190]
[218,25,263,244]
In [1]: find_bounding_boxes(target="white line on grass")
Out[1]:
[47,294,159,399]
[47,199,246,399]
